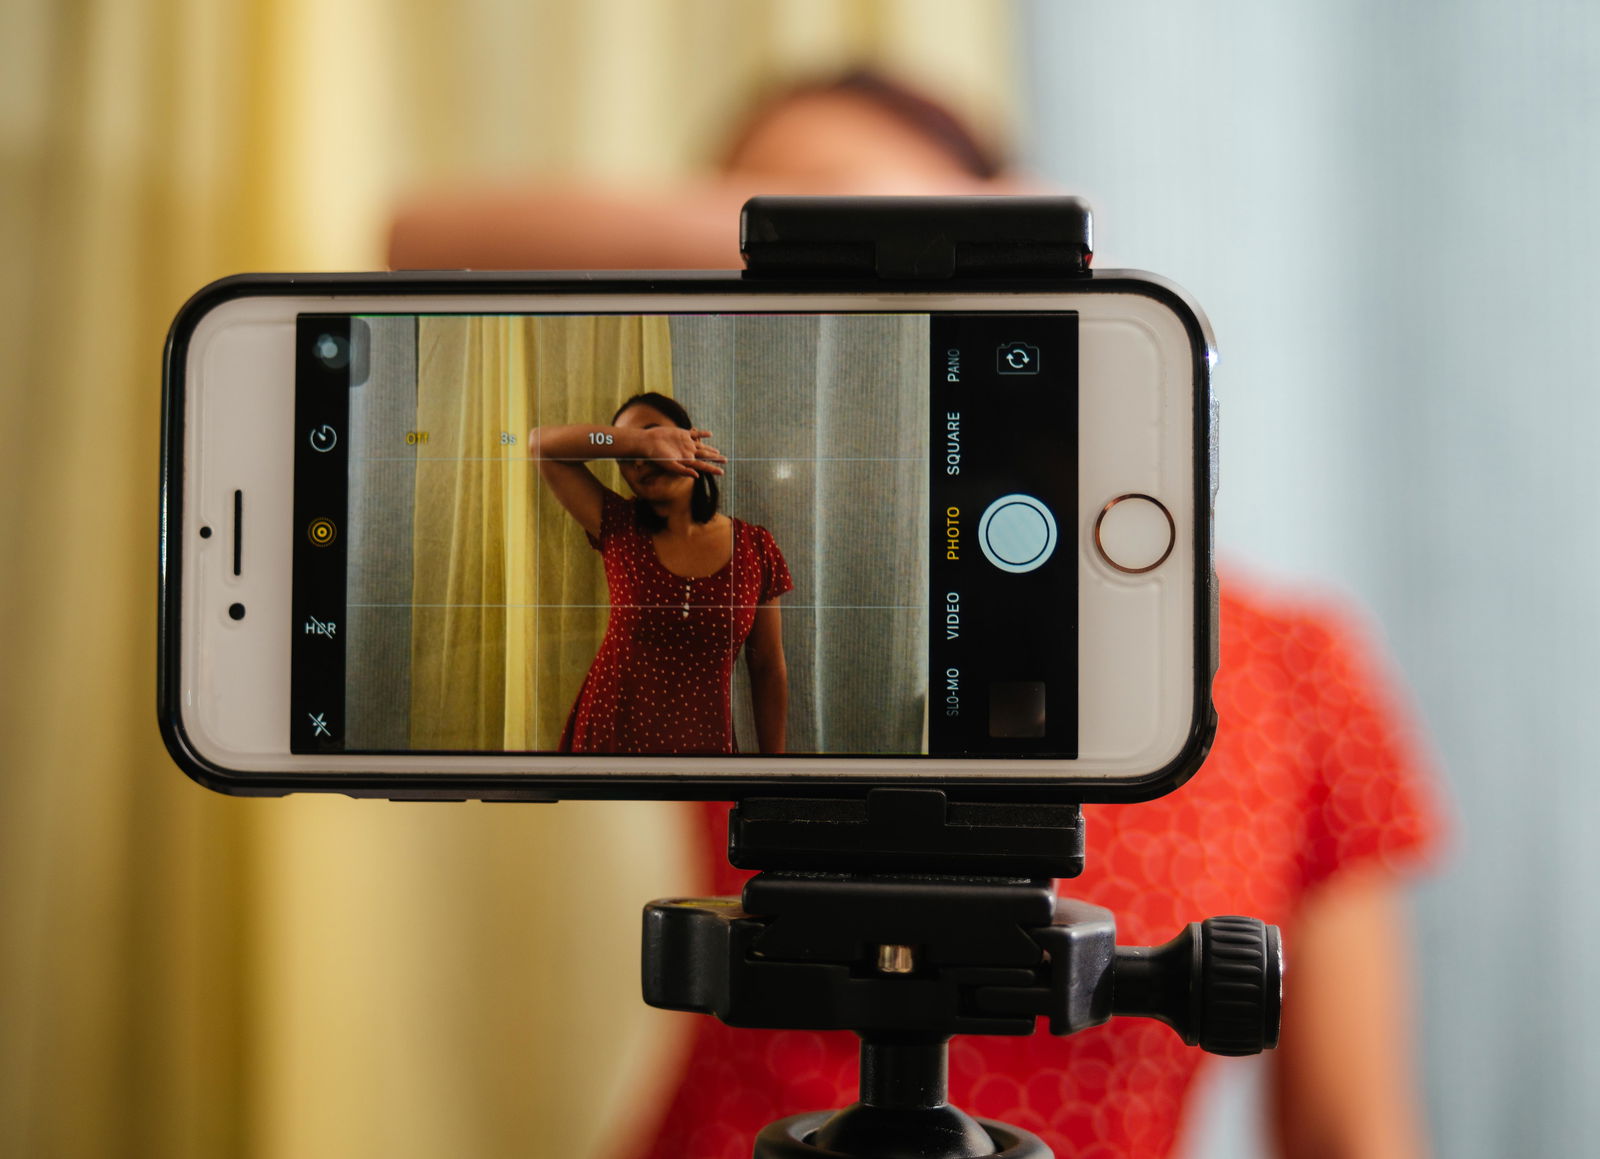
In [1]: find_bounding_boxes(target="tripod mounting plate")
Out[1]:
[643,875,1117,1039]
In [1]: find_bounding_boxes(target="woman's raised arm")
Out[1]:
[529,424,724,539]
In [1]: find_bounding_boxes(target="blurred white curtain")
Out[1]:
[1021,3,1600,1157]
[0,2,1014,1157]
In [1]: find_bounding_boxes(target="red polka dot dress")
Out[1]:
[633,578,1445,1159]
[559,490,793,754]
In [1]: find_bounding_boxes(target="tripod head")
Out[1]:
[645,788,1280,1158]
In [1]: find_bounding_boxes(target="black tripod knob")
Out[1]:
[1112,915,1283,1055]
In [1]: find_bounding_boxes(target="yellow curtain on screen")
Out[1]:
[409,315,672,751]
[0,2,1012,1157]
[410,318,521,750]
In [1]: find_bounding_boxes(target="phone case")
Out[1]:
[160,268,1216,805]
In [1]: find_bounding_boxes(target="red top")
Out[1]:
[560,490,793,754]
[636,581,1444,1158]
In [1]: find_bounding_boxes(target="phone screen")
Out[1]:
[290,311,1078,760]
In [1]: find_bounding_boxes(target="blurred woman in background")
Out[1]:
[392,70,1441,1159]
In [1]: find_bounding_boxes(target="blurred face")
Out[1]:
[615,403,695,505]
[724,90,980,187]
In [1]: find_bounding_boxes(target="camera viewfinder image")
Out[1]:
[336,313,930,756]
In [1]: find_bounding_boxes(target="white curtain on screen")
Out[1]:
[673,314,930,754]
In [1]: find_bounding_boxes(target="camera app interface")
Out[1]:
[291,311,1077,760]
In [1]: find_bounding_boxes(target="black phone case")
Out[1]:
[160,269,1217,805]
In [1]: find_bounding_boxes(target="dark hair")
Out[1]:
[611,391,720,531]
[720,67,1003,180]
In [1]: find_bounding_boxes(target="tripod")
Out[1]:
[644,789,1281,1158]
[640,196,1274,1156]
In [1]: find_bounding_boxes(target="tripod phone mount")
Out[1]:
[642,198,1282,1159]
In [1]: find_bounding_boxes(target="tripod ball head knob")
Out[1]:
[1112,915,1283,1055]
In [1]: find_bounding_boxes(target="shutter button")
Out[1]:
[978,494,1058,574]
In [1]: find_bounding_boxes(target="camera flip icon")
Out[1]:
[997,341,1041,375]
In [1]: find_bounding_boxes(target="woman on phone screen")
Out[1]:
[531,392,792,755]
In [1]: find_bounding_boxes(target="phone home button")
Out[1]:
[1095,494,1176,574]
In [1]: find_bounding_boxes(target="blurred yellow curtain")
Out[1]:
[0,2,1012,1157]
[410,316,673,751]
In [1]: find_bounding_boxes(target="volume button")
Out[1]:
[1210,569,1220,679]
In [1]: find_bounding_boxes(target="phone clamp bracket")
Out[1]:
[729,787,1085,878]
[740,195,1093,280]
